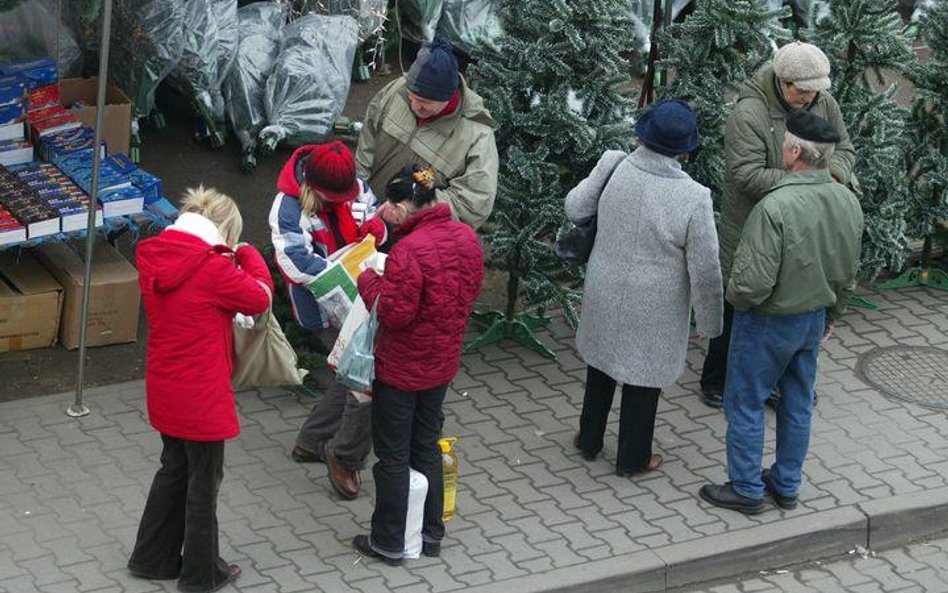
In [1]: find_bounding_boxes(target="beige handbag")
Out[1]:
[232,284,307,390]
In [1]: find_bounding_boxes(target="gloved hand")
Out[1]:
[233,313,256,329]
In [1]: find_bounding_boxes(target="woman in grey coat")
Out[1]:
[565,99,723,476]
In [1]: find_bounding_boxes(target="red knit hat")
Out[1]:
[303,141,360,203]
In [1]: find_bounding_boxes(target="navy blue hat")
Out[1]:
[406,36,460,101]
[635,99,701,157]
[786,109,840,143]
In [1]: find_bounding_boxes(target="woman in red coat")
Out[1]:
[352,166,484,565]
[128,186,273,592]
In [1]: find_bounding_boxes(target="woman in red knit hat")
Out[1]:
[269,140,386,500]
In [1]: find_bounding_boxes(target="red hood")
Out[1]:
[277,145,318,197]
[137,230,229,293]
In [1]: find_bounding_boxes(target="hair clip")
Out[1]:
[411,166,436,189]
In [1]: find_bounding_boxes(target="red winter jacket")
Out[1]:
[357,203,483,391]
[137,226,273,441]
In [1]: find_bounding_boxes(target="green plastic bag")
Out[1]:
[335,296,379,392]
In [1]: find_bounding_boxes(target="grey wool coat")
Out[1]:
[565,147,724,388]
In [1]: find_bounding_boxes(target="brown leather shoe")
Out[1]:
[324,443,360,500]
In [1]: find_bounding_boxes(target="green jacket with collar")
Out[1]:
[719,64,857,282]
[726,168,864,321]
[354,75,498,229]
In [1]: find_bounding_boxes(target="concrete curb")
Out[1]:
[464,491,948,593]
[859,485,948,550]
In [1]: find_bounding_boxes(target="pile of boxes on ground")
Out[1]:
[0,57,153,354]
[0,56,164,246]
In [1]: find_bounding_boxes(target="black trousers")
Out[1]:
[369,380,447,558]
[577,365,661,472]
[700,299,735,394]
[128,434,231,592]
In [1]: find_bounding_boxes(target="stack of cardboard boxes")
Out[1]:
[0,238,140,352]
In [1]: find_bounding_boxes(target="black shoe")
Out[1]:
[700,387,724,408]
[421,540,441,557]
[766,390,780,410]
[177,564,241,593]
[699,482,766,515]
[761,469,798,510]
[290,445,324,463]
[352,535,403,566]
[573,431,597,461]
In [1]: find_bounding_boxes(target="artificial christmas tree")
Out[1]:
[808,0,917,283]
[466,0,639,359]
[654,0,790,205]
[879,0,948,290]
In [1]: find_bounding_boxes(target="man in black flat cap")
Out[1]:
[698,110,864,515]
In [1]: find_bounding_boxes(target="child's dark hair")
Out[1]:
[385,165,437,209]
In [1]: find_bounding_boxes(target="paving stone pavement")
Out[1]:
[680,536,948,593]
[1,286,947,593]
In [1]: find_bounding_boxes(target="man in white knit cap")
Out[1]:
[697,41,857,410]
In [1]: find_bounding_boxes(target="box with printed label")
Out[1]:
[59,78,131,157]
[0,250,63,352]
[36,238,140,349]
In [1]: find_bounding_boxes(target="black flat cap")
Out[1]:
[786,109,840,143]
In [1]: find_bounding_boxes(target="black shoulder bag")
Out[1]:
[555,156,624,266]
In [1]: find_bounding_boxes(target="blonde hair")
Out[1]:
[298,183,326,217]
[179,185,243,246]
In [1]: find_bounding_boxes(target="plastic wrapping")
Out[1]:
[309,0,387,41]
[261,15,359,148]
[0,0,82,77]
[398,0,444,43]
[215,0,240,88]
[109,0,187,119]
[167,0,227,126]
[437,0,503,54]
[224,2,285,155]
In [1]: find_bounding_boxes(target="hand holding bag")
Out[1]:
[232,284,307,390]
[334,296,379,393]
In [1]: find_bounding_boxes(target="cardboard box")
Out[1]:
[36,238,140,349]
[0,250,63,352]
[59,77,132,157]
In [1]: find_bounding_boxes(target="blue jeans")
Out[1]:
[724,308,824,500]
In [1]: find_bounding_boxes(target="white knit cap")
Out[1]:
[773,41,831,92]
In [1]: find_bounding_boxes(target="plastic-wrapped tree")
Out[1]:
[654,0,791,207]
[223,2,285,171]
[808,0,917,283]
[881,0,948,289]
[109,0,187,161]
[260,15,360,151]
[465,0,638,359]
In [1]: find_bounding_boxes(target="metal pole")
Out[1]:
[68,0,114,419]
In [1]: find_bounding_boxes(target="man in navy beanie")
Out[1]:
[355,36,498,229]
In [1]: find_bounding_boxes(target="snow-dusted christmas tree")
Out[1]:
[883,0,948,290]
[466,0,639,358]
[808,0,917,282]
[655,0,791,204]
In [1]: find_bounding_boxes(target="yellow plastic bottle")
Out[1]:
[439,437,459,522]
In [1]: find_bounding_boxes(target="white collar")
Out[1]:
[168,212,225,246]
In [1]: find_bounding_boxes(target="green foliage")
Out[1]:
[807,0,917,281]
[0,0,29,13]
[656,0,791,204]
[906,1,948,244]
[468,0,639,325]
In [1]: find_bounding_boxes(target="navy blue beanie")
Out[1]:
[406,36,459,101]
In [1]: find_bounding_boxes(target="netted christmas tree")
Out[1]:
[654,0,791,205]
[466,0,639,358]
[884,0,948,289]
[807,0,916,282]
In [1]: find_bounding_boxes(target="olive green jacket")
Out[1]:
[719,64,856,281]
[727,169,864,321]
[354,76,498,229]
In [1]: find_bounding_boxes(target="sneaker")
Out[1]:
[761,469,798,510]
[698,482,767,515]
[352,535,403,566]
